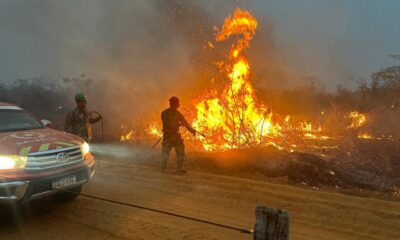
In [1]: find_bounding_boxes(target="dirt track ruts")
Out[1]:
[1,159,400,240]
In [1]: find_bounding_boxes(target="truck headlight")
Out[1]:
[81,142,90,156]
[0,155,27,170]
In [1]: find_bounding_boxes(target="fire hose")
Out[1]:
[144,129,206,158]
[0,175,253,235]
[0,124,254,235]
[145,136,163,158]
[86,113,206,166]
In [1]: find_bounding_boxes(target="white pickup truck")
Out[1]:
[0,102,95,204]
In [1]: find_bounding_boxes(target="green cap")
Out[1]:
[75,92,86,102]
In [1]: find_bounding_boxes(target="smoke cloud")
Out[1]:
[3,0,396,137]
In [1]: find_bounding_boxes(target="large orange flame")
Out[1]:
[131,8,375,153]
[192,8,280,151]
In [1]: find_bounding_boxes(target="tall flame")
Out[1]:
[192,9,277,151]
[137,8,375,153]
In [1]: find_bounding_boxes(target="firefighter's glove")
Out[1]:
[190,128,196,136]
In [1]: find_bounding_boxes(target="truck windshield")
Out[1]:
[0,109,43,132]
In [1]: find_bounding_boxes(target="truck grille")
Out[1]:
[26,145,84,171]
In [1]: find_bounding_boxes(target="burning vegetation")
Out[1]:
[192,9,267,151]
[116,8,400,194]
[1,7,399,195]
[120,9,384,155]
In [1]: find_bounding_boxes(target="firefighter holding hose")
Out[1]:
[161,96,196,174]
[64,93,102,142]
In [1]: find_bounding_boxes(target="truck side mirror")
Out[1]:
[41,119,52,127]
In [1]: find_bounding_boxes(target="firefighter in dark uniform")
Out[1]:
[64,93,102,142]
[161,96,196,174]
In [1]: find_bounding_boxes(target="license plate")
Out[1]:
[52,175,77,189]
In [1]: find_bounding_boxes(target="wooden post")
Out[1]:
[254,206,290,240]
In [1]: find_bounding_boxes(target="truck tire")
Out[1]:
[54,186,82,202]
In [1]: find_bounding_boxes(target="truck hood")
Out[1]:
[0,128,83,156]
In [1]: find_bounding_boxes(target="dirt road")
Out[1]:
[1,158,400,240]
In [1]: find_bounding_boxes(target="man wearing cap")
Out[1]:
[161,96,196,174]
[64,93,102,142]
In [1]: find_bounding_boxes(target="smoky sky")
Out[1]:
[0,0,399,92]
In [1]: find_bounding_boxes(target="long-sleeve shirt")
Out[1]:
[64,108,100,141]
[161,108,193,136]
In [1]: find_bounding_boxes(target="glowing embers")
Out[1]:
[347,111,366,129]
[146,122,163,138]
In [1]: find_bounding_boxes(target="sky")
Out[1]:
[0,0,399,90]
[250,0,400,88]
